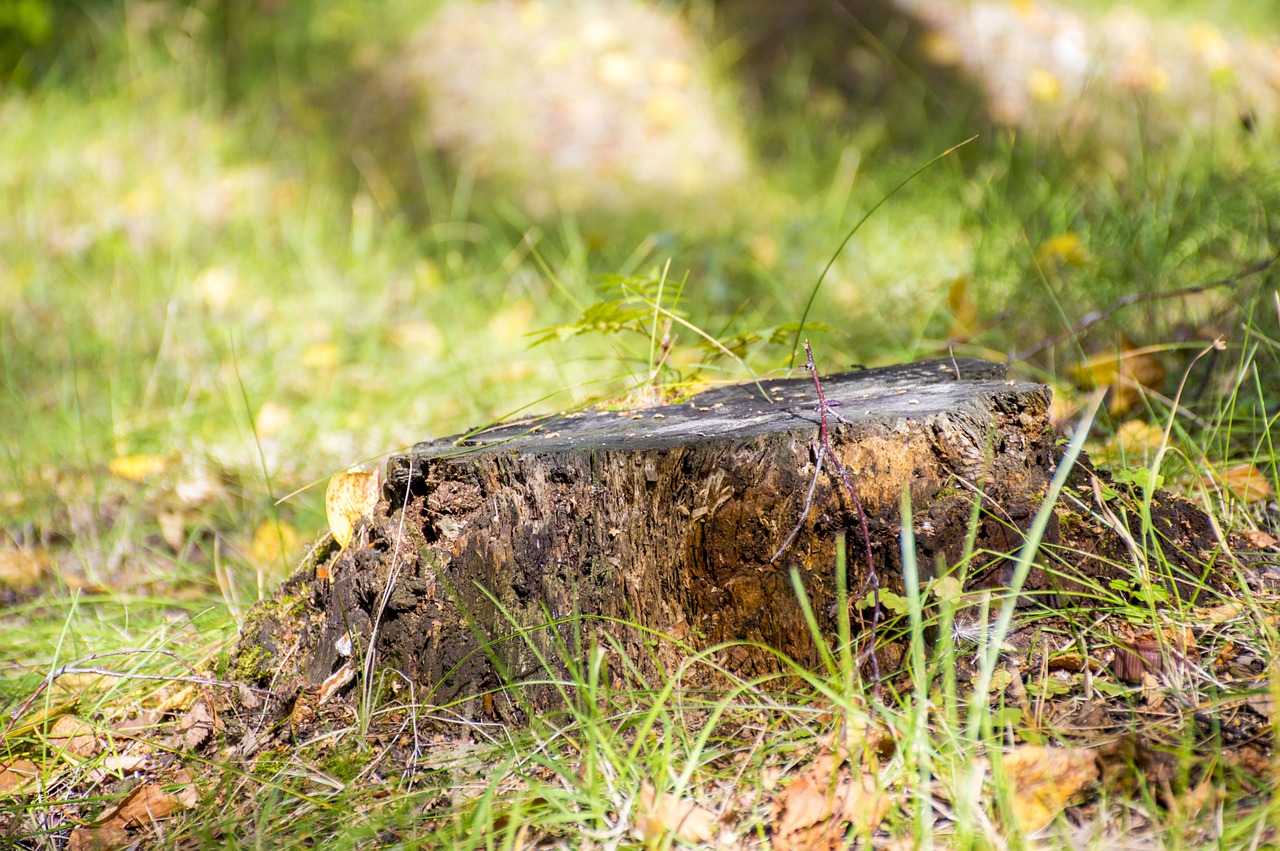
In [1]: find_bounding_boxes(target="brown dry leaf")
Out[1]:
[1205,463,1273,503]
[0,759,41,796]
[48,715,99,758]
[771,753,888,851]
[1001,745,1098,835]
[107,454,170,483]
[946,275,978,341]
[1243,529,1278,548]
[69,769,197,851]
[632,781,718,844]
[175,702,216,751]
[1200,602,1245,624]
[325,466,381,550]
[1071,338,1165,417]
[1172,776,1221,819]
[0,546,50,590]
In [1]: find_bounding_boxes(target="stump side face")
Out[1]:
[229,360,1083,719]
[342,361,1059,704]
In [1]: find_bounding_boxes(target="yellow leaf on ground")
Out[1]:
[1027,67,1062,103]
[633,781,718,844]
[1205,463,1273,503]
[249,521,300,567]
[1035,233,1087,269]
[1001,745,1098,835]
[302,342,339,371]
[0,546,50,590]
[107,454,169,482]
[325,466,381,550]
[1071,338,1165,417]
[254,400,293,438]
[946,275,978,341]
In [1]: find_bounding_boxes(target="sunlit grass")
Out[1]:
[2,0,1280,847]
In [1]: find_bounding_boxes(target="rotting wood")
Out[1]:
[226,358,1237,726]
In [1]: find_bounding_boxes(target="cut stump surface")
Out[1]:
[229,359,1234,722]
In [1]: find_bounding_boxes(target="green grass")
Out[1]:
[3,0,1280,847]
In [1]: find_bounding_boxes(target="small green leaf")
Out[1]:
[1113,466,1164,491]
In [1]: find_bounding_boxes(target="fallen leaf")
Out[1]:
[69,769,197,851]
[1204,463,1273,503]
[1172,776,1221,819]
[325,466,381,550]
[1001,745,1098,835]
[249,520,300,568]
[254,400,293,438]
[0,546,50,590]
[1035,233,1087,269]
[175,702,216,751]
[302,342,339,371]
[48,715,99,758]
[0,760,41,796]
[1243,529,1278,548]
[107,454,169,483]
[1200,602,1245,624]
[1108,419,1165,460]
[633,781,718,844]
[771,752,888,850]
[1071,338,1165,417]
[946,275,978,341]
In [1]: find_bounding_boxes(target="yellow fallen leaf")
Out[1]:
[249,521,300,568]
[1027,67,1061,103]
[946,275,978,341]
[1108,419,1165,459]
[325,466,381,550]
[1001,745,1098,835]
[0,546,50,590]
[1071,338,1165,417]
[1035,233,1087,269]
[302,342,339,372]
[254,401,293,439]
[108,454,169,483]
[633,781,717,844]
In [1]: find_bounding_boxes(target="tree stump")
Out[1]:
[229,359,1228,722]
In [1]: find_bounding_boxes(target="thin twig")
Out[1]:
[5,649,271,739]
[1011,251,1280,362]
[774,341,883,697]
[770,446,826,564]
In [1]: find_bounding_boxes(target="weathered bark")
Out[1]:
[231,359,1064,710]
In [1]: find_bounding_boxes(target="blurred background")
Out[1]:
[2,0,1278,597]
